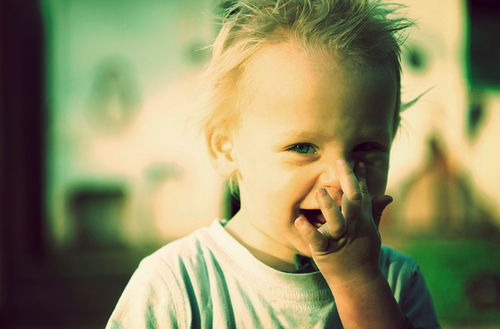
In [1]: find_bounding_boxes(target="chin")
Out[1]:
[294,241,313,258]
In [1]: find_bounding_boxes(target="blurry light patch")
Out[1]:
[389,0,469,188]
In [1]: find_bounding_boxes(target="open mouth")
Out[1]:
[300,209,326,229]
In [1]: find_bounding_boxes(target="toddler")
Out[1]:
[107,0,440,328]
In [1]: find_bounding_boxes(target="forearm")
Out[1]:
[327,273,406,329]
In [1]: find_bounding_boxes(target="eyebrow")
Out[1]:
[356,130,392,142]
[278,131,322,140]
[279,129,391,142]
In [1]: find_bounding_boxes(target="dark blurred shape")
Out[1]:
[186,40,211,65]
[466,273,500,310]
[0,0,46,327]
[143,161,184,186]
[68,186,127,251]
[86,56,142,136]
[404,43,428,74]
[467,90,485,141]
[468,0,500,86]
[0,2,150,328]
[223,180,241,220]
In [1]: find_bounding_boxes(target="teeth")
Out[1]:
[314,222,324,228]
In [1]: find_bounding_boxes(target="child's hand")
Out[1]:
[295,160,393,288]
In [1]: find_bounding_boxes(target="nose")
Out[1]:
[319,166,341,190]
[318,159,356,190]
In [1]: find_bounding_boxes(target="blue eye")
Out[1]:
[287,143,317,154]
[354,143,384,152]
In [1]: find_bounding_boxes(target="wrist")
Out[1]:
[327,271,406,329]
[322,263,383,291]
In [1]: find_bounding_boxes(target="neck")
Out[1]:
[224,212,297,272]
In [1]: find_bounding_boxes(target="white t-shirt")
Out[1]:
[106,219,440,329]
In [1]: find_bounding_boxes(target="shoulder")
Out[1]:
[137,224,219,297]
[106,225,216,329]
[380,245,440,329]
[147,226,212,270]
[379,245,421,296]
[380,245,418,275]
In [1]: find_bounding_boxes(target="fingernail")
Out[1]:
[296,216,305,227]
[316,188,327,197]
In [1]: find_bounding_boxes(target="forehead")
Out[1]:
[242,44,342,107]
[238,43,398,138]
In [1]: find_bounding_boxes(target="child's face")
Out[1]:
[227,44,397,267]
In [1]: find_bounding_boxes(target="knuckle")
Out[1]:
[323,218,346,234]
[322,198,336,210]
[349,191,363,201]
[355,166,365,177]
[304,227,316,238]
[360,184,370,195]
[303,225,319,241]
[336,220,348,233]
[312,237,329,252]
[329,224,346,239]
[344,165,354,175]
[358,172,366,181]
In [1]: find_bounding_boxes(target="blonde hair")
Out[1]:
[199,0,413,193]
[200,0,412,136]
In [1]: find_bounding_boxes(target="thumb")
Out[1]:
[371,195,393,228]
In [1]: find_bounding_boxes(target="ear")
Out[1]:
[206,129,237,178]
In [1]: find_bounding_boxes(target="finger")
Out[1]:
[371,195,393,228]
[337,159,362,221]
[295,216,329,252]
[354,161,372,210]
[315,188,347,240]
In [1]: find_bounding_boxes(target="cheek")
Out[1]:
[366,165,389,197]
[240,163,310,211]
[237,159,288,203]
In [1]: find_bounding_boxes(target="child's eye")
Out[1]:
[353,142,384,152]
[287,143,317,154]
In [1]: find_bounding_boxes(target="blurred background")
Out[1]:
[0,0,499,328]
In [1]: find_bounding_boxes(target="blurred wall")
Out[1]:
[41,0,224,252]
